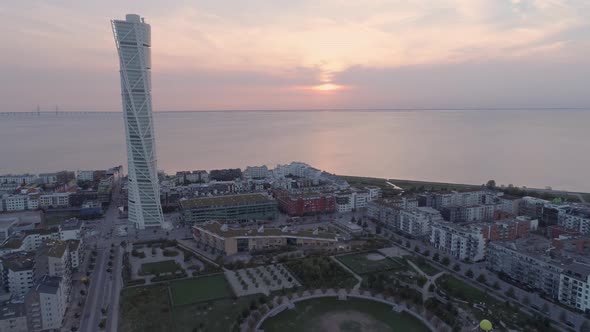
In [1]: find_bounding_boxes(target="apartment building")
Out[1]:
[559,263,590,312]
[0,301,28,332]
[243,166,269,179]
[487,237,563,299]
[399,207,443,238]
[558,207,590,235]
[430,222,487,262]
[275,191,335,216]
[25,275,69,331]
[497,195,522,215]
[441,204,496,222]
[0,174,36,185]
[0,251,36,297]
[38,193,70,209]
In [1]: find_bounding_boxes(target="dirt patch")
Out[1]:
[366,253,386,261]
[314,310,392,332]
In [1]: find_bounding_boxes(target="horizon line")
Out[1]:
[1,107,590,114]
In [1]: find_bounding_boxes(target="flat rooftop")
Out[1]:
[0,251,35,271]
[180,194,274,209]
[195,221,338,240]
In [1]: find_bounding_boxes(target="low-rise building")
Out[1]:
[181,194,278,223]
[58,218,84,242]
[192,221,341,255]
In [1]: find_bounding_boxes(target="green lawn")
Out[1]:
[119,282,259,332]
[172,295,260,332]
[407,256,440,276]
[261,297,431,332]
[436,275,560,332]
[169,274,233,306]
[140,260,181,275]
[336,252,405,275]
[119,285,172,332]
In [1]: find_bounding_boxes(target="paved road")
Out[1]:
[78,181,126,332]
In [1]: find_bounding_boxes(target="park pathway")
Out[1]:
[329,256,363,290]
[406,259,446,302]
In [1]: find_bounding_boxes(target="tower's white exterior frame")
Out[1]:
[112,14,164,229]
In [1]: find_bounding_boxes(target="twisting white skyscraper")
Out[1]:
[112,14,164,229]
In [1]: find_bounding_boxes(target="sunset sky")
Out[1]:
[1,0,589,111]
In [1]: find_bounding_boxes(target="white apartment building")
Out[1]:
[399,209,431,237]
[0,174,36,185]
[58,218,84,242]
[497,195,522,215]
[558,208,590,235]
[38,193,70,209]
[1,195,26,212]
[1,252,36,298]
[25,275,69,331]
[559,263,590,312]
[430,222,487,262]
[77,170,95,181]
[38,173,58,185]
[244,166,269,179]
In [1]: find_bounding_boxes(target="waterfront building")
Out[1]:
[192,221,341,255]
[112,14,164,229]
[180,194,277,223]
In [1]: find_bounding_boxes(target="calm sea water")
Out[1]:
[1,110,589,192]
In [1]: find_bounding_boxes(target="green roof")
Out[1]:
[180,194,274,209]
[196,221,338,241]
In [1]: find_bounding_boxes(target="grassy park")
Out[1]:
[336,252,405,275]
[140,260,181,275]
[407,256,440,276]
[170,274,233,306]
[261,297,431,332]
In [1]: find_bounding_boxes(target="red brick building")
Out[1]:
[476,216,537,242]
[274,190,336,216]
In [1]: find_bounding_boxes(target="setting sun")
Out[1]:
[312,83,345,91]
